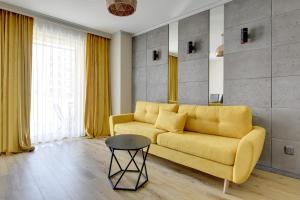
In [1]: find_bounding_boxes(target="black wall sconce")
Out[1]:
[241,27,249,44]
[188,41,196,54]
[153,50,159,60]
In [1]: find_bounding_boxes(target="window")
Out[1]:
[30,19,86,143]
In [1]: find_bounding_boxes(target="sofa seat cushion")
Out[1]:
[114,121,166,143]
[157,132,240,165]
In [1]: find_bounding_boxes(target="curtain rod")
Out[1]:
[0,2,112,39]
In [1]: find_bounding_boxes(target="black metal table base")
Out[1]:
[108,146,150,191]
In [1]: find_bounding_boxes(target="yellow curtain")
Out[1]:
[0,9,34,153]
[168,55,178,104]
[84,33,111,137]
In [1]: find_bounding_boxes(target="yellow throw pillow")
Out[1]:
[155,110,187,133]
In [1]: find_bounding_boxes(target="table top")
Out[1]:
[105,134,151,150]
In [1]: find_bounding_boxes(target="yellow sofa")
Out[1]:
[109,101,265,193]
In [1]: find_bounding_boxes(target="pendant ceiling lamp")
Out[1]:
[106,0,137,16]
[216,44,224,57]
[216,33,224,57]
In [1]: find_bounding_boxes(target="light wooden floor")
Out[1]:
[0,138,300,200]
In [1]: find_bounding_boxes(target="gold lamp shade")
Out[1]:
[106,0,137,16]
[216,33,224,57]
[216,44,224,57]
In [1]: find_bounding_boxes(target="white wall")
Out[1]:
[110,32,121,115]
[110,31,132,115]
[120,32,132,113]
[209,59,224,95]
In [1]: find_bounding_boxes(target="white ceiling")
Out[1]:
[0,0,230,35]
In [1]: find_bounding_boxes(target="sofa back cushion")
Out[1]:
[134,101,179,124]
[178,105,252,138]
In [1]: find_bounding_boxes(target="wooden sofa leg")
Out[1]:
[223,179,229,194]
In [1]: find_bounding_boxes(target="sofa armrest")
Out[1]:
[109,113,134,136]
[233,126,265,184]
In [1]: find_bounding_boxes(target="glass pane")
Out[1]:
[168,21,179,104]
[209,5,224,105]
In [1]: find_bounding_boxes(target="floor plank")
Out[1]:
[0,138,299,200]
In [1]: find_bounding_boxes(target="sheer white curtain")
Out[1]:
[30,19,86,143]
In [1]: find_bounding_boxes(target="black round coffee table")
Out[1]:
[105,134,151,191]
